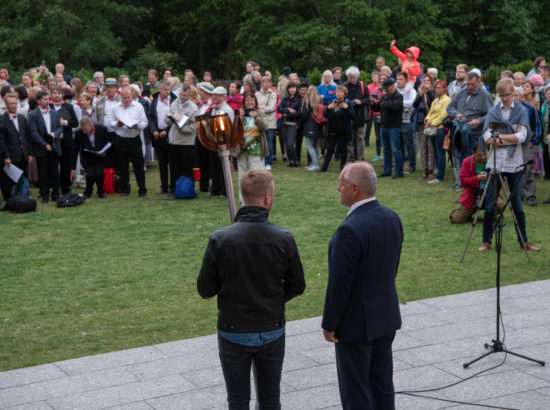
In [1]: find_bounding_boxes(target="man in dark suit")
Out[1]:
[0,93,33,206]
[50,86,79,195]
[72,117,111,199]
[28,90,63,203]
[322,162,403,410]
[149,79,177,194]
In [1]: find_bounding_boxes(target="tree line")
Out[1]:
[0,0,547,84]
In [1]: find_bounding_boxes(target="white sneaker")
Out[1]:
[265,165,272,171]
[428,178,440,184]
[307,165,320,171]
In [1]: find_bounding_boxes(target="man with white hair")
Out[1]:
[343,66,370,163]
[207,86,234,198]
[93,72,105,93]
[110,87,149,197]
[322,161,403,409]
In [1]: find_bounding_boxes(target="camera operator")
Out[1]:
[478,79,540,252]
[449,141,504,224]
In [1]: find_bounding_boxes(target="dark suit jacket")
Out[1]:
[0,113,32,163]
[148,92,177,148]
[322,200,403,342]
[50,103,78,149]
[28,108,63,157]
[72,125,111,170]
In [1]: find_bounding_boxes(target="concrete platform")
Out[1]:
[1,280,550,409]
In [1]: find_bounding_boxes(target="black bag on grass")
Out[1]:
[56,193,84,208]
[6,194,37,213]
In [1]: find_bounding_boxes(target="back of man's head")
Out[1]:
[343,162,377,198]
[241,170,274,209]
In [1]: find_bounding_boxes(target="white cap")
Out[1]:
[427,67,438,76]
[212,86,227,95]
[470,68,482,77]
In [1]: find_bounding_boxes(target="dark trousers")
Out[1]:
[543,140,550,179]
[322,134,347,171]
[59,145,73,195]
[281,124,297,162]
[84,162,105,196]
[1,159,27,200]
[401,122,416,170]
[155,138,170,191]
[482,170,527,244]
[365,118,381,155]
[105,132,118,170]
[116,136,146,194]
[209,151,226,196]
[335,333,396,410]
[36,153,60,200]
[218,334,285,410]
[197,139,211,192]
[169,144,196,192]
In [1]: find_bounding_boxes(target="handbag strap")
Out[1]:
[424,93,430,116]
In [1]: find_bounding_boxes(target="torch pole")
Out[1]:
[219,144,237,224]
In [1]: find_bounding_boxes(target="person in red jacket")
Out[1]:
[449,142,503,223]
[390,39,421,83]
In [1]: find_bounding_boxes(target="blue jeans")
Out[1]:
[380,127,403,175]
[482,171,527,244]
[401,122,416,170]
[218,333,285,409]
[430,128,447,181]
[264,129,276,166]
[305,136,319,167]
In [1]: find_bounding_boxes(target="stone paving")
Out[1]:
[1,280,550,409]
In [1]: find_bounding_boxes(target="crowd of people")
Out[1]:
[1,42,549,232]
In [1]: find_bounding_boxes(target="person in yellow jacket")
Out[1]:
[425,81,451,183]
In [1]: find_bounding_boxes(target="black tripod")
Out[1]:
[461,124,544,369]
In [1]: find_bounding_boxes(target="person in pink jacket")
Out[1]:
[390,39,421,83]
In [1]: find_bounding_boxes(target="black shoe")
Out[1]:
[157,189,169,194]
[220,194,227,199]
[41,198,49,204]
[98,193,107,199]
[138,191,147,197]
[379,172,391,177]
[392,174,403,179]
[543,197,550,205]
[83,194,91,200]
[527,197,537,207]
[120,192,129,197]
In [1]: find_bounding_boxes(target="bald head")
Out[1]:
[338,162,377,207]
[241,169,275,210]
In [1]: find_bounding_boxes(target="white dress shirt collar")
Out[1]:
[347,197,376,216]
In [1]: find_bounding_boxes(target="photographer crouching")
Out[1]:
[449,141,504,224]
[478,79,540,252]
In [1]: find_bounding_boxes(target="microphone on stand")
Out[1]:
[515,159,534,170]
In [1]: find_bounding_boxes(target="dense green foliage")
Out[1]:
[0,0,548,83]
[1,145,549,371]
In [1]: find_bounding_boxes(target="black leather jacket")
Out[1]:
[197,206,306,333]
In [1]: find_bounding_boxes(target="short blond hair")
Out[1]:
[241,170,274,203]
[496,78,514,95]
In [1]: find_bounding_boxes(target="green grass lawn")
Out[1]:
[1,144,549,371]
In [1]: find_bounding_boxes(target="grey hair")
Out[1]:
[322,70,336,86]
[345,66,360,78]
[159,79,172,87]
[514,86,524,96]
[343,162,377,197]
[93,71,103,80]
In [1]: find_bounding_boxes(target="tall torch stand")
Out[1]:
[219,144,237,224]
[196,112,244,224]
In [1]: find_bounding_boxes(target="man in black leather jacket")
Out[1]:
[198,169,305,409]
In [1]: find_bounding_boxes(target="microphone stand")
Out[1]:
[463,127,544,368]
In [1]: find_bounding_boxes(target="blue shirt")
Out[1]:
[318,84,337,105]
[219,326,285,346]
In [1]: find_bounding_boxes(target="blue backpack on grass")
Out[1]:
[174,176,197,199]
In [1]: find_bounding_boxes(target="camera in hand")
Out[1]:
[489,121,505,130]
[244,108,255,116]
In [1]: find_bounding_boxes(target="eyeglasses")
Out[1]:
[499,93,514,99]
